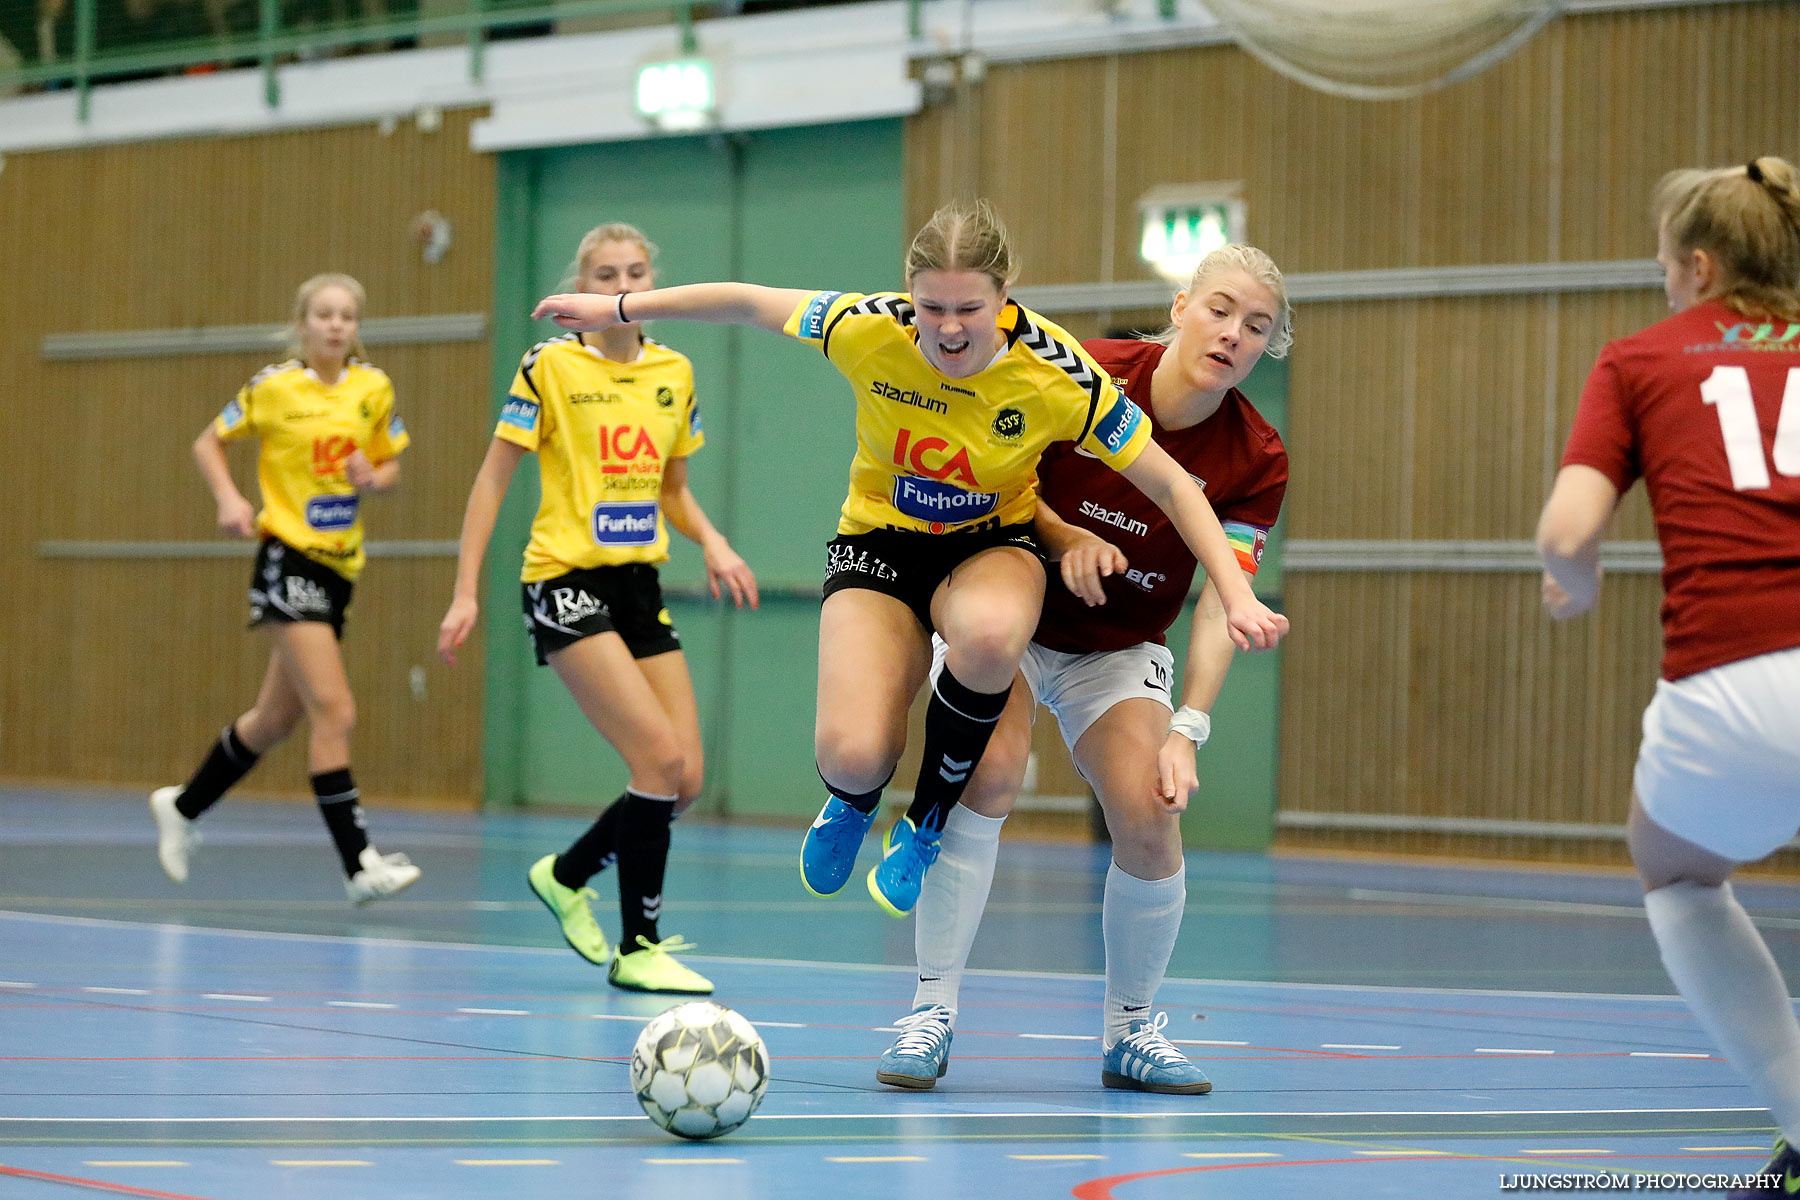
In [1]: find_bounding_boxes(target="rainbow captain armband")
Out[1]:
[1222,521,1269,574]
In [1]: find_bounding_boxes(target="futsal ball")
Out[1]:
[630,1001,770,1140]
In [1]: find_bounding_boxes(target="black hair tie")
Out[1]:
[1747,159,1766,184]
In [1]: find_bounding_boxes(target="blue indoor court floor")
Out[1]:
[3,786,1798,1199]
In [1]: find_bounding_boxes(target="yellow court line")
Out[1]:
[84,1161,187,1167]
[1182,1153,1281,1159]
[643,1158,745,1165]
[455,1159,560,1166]
[827,1156,927,1163]
[271,1160,373,1167]
[1009,1154,1104,1161]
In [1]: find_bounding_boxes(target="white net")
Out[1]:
[1203,0,1560,101]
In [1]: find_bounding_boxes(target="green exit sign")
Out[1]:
[636,58,715,131]
[1138,189,1244,284]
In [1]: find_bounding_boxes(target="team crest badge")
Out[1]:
[656,387,676,409]
[991,407,1025,443]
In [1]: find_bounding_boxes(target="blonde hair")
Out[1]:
[905,199,1018,290]
[560,222,659,292]
[287,273,367,360]
[1146,243,1293,359]
[1654,156,1800,321]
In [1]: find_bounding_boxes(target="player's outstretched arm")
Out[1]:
[1536,465,1620,620]
[1119,442,1288,652]
[533,283,812,337]
[438,437,527,666]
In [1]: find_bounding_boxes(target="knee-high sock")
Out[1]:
[1644,881,1800,1143]
[903,666,1010,833]
[554,792,625,889]
[1102,861,1187,1050]
[175,725,261,819]
[312,768,368,877]
[913,806,1006,1016]
[614,789,677,953]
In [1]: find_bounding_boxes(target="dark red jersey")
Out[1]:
[1031,339,1288,654]
[1562,300,1800,680]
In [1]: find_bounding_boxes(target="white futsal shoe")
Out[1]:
[345,846,422,905]
[149,786,199,883]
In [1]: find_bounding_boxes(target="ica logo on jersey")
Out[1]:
[892,428,979,486]
[312,435,357,477]
[598,424,661,476]
[890,429,996,525]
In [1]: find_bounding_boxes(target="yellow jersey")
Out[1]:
[214,359,408,581]
[498,333,704,582]
[783,291,1153,535]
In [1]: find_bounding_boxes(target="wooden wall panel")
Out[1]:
[0,109,494,804]
[903,2,1795,858]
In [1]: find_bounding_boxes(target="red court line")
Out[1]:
[0,1055,599,1062]
[1069,1152,1761,1199]
[0,1163,219,1200]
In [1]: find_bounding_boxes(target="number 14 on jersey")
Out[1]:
[1701,365,1800,491]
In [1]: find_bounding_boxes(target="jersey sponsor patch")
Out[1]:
[1091,397,1145,455]
[688,403,703,438]
[218,398,246,428]
[500,395,539,432]
[591,500,659,546]
[387,414,406,439]
[304,494,360,531]
[798,291,846,340]
[1223,520,1269,573]
[892,476,999,525]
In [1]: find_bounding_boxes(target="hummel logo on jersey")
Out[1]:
[550,587,605,625]
[938,756,972,785]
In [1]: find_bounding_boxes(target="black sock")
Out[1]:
[614,788,676,954]
[312,768,369,877]
[903,667,1010,833]
[818,767,893,816]
[175,725,261,820]
[554,794,625,889]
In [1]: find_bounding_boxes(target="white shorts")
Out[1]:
[930,635,1175,755]
[1634,644,1800,863]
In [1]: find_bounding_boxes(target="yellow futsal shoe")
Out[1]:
[527,854,610,965]
[608,935,714,995]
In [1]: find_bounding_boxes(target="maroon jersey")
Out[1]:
[1562,300,1800,681]
[1032,339,1288,654]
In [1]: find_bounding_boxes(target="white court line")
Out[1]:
[1179,1039,1250,1047]
[1475,1048,1555,1055]
[1630,1051,1710,1059]
[0,981,35,988]
[0,908,1710,1003]
[0,1106,1771,1123]
[1322,1044,1403,1051]
[1019,1033,1094,1041]
[202,993,271,1002]
[82,987,149,995]
[327,1001,397,1010]
[456,1008,529,1016]
[1521,1148,1614,1154]
[1355,1150,1448,1156]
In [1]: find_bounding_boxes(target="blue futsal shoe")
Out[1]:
[1101,1013,1213,1095]
[876,1003,955,1090]
[867,815,943,918]
[1727,1137,1800,1197]
[800,795,877,897]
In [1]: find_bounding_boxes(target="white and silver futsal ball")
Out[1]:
[630,1001,770,1140]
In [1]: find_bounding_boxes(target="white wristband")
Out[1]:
[1168,706,1211,747]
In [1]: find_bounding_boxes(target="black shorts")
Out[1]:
[248,538,353,638]
[822,523,1043,633]
[522,563,682,666]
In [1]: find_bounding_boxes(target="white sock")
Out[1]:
[1102,861,1186,1050]
[1644,880,1800,1143]
[912,805,1005,1019]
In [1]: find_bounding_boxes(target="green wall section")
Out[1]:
[485,121,905,817]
